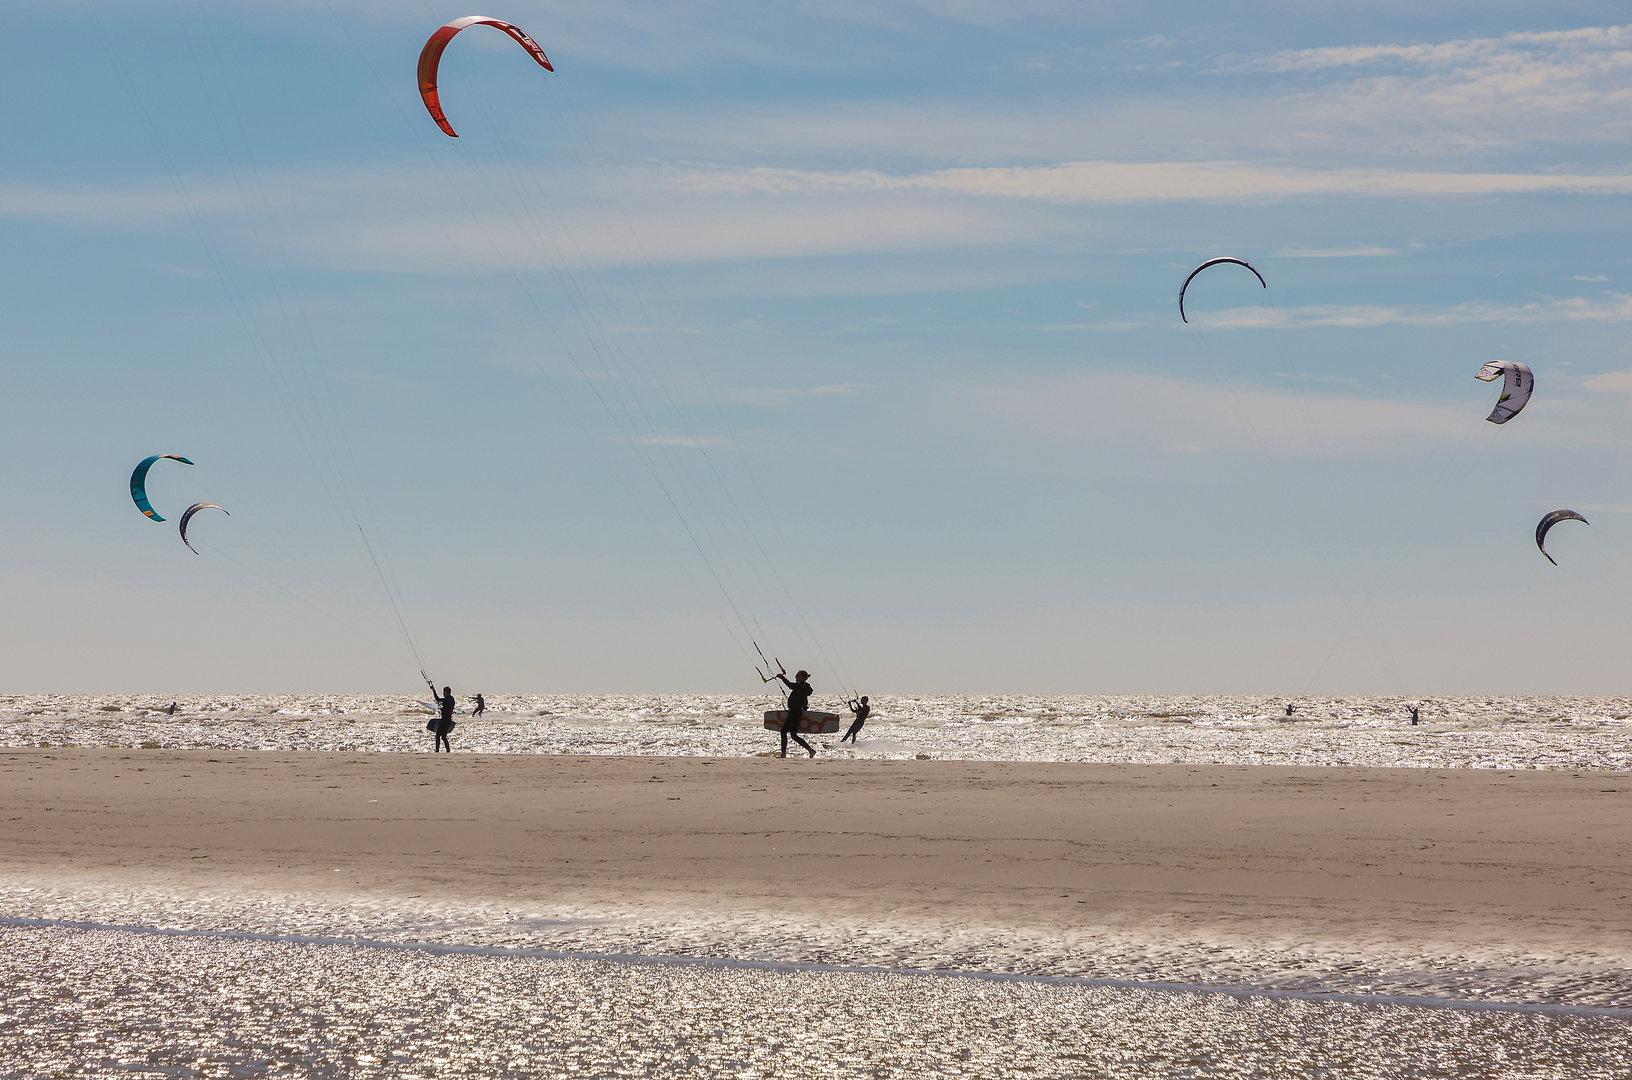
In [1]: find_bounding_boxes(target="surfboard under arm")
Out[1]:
[764,710,840,734]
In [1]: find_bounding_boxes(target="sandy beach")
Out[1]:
[4,747,1629,1005]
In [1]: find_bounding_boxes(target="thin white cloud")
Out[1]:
[1234,25,1632,75]
[295,202,1023,272]
[639,435,727,447]
[1234,24,1632,156]
[0,166,1049,271]
[952,368,1595,460]
[1273,246,1402,258]
[1190,293,1632,330]
[0,182,241,225]
[670,161,1632,204]
[1581,370,1632,392]
[614,21,1632,166]
[955,369,1461,459]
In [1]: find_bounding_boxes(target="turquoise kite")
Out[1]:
[129,455,194,521]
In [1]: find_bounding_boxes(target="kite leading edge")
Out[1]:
[130,455,195,522]
[417,16,553,138]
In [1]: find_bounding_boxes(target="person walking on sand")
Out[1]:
[774,668,817,759]
[841,695,870,744]
[472,693,485,718]
[430,685,456,752]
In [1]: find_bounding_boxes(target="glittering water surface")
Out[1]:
[4,693,1631,769]
[3,927,1627,1080]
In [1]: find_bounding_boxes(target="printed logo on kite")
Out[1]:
[418,16,554,138]
[1474,361,1533,425]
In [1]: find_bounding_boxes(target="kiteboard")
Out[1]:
[764,710,841,735]
[425,718,458,732]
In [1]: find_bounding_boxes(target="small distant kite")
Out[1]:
[418,16,554,138]
[1178,257,1267,324]
[1473,361,1533,424]
[179,502,229,555]
[130,455,194,522]
[1535,509,1588,566]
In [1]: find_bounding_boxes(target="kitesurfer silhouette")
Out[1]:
[165,702,177,716]
[472,693,485,718]
[432,685,456,752]
[774,668,816,758]
[1285,704,1295,716]
[842,695,870,744]
[1410,706,1420,726]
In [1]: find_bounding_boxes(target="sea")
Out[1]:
[4,693,1629,1078]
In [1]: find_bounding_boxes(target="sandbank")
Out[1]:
[3,749,1629,1001]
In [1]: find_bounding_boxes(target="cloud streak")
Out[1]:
[670,160,1632,204]
[953,368,1599,460]
[1190,294,1632,330]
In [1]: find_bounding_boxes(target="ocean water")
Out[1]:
[3,925,1628,1080]
[3,693,1631,769]
[6,695,1629,1076]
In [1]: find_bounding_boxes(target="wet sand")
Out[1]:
[3,748,1628,967]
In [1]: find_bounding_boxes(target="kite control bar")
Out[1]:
[752,642,786,684]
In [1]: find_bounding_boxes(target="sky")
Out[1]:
[6,1,1632,695]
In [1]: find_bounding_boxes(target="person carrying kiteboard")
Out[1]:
[427,683,457,752]
[773,667,817,759]
[841,695,870,744]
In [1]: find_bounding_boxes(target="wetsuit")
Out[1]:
[472,694,485,718]
[777,676,815,757]
[435,695,455,752]
[841,700,870,744]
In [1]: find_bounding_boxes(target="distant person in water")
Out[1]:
[1410,705,1420,726]
[431,685,456,752]
[841,695,870,744]
[472,693,485,718]
[1285,704,1295,716]
[166,702,177,716]
[774,668,816,759]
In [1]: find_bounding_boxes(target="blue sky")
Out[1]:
[6,1,1632,694]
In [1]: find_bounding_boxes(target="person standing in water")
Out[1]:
[472,693,485,718]
[774,668,816,758]
[841,695,870,744]
[165,702,178,716]
[430,685,456,752]
[1409,705,1420,726]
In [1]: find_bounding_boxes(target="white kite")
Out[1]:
[1473,361,1533,424]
